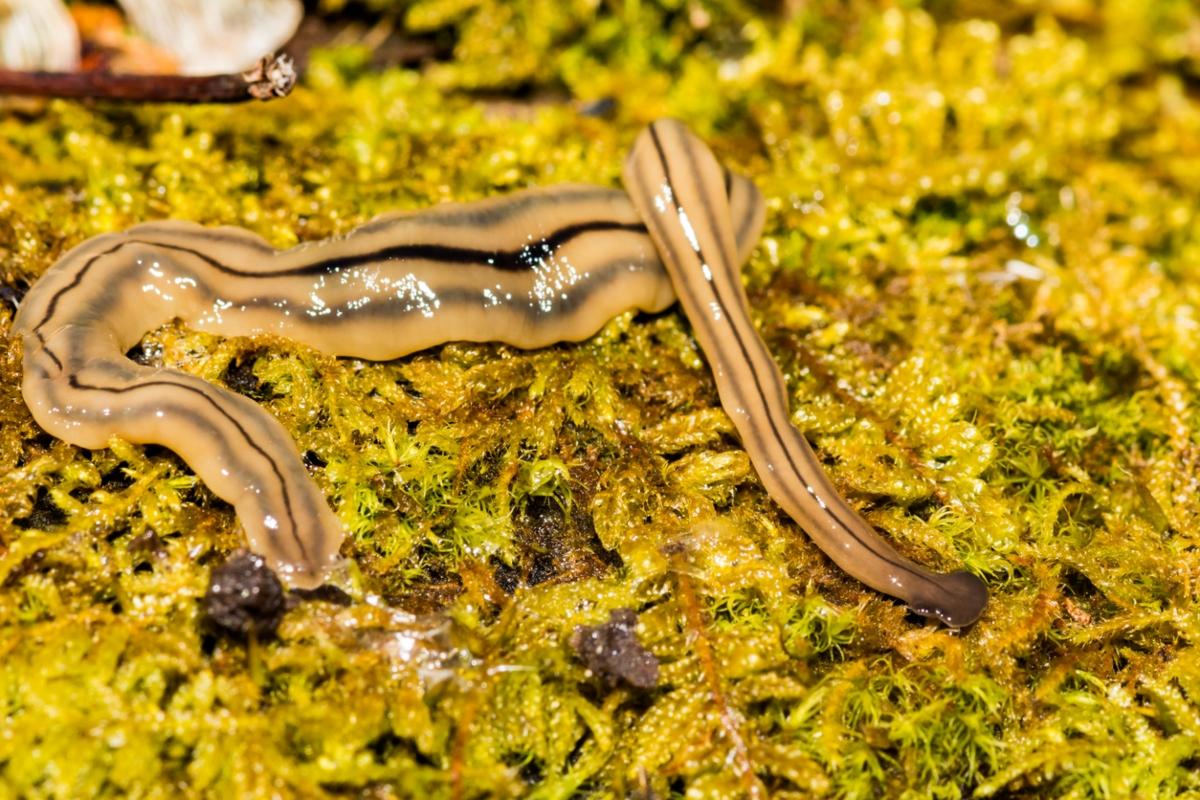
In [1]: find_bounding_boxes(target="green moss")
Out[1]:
[3,1,1200,797]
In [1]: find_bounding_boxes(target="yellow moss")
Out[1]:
[3,1,1200,797]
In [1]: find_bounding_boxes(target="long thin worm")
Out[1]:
[622,119,987,627]
[13,174,764,588]
[13,121,987,626]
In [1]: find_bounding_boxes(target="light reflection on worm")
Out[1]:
[13,121,987,626]
[14,174,764,588]
[622,119,987,627]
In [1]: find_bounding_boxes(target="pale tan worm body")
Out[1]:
[621,120,987,627]
[14,121,988,627]
[14,177,764,588]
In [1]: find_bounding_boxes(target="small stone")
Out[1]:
[570,608,659,689]
[203,550,286,638]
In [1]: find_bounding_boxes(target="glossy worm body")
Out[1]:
[13,120,987,625]
[623,120,986,627]
[14,173,764,587]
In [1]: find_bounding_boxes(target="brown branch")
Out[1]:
[672,567,767,798]
[0,53,295,104]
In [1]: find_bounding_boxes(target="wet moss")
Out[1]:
[3,1,1200,797]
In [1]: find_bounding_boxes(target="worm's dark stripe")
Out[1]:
[36,229,661,346]
[643,125,938,589]
[193,254,669,326]
[130,223,276,253]
[65,372,308,561]
[32,221,649,336]
[35,332,63,371]
[279,219,648,276]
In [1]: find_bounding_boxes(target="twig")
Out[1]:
[0,53,295,103]
[672,567,768,798]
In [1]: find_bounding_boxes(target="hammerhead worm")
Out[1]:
[12,119,987,626]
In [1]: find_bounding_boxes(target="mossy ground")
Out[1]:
[3,1,1200,797]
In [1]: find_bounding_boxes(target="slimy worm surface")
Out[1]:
[14,120,986,625]
[622,120,987,627]
[14,171,764,588]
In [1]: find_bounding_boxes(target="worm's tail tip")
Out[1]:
[909,570,988,629]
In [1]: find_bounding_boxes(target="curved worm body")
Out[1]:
[14,121,987,626]
[622,120,987,627]
[14,177,764,588]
